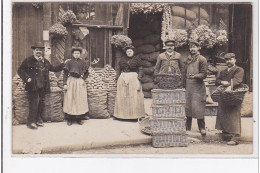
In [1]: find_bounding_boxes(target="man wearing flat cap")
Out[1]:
[18,42,65,129]
[215,53,244,145]
[184,41,208,136]
[154,39,183,78]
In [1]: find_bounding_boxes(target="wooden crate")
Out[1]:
[152,134,188,148]
[152,104,185,118]
[150,118,186,135]
[151,89,186,105]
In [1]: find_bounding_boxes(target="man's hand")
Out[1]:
[221,81,230,87]
[27,78,32,83]
[63,85,68,91]
[64,59,71,64]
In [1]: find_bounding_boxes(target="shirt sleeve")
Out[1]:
[154,55,161,76]
[18,59,30,83]
[194,56,208,80]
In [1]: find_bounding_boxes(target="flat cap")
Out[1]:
[224,53,236,59]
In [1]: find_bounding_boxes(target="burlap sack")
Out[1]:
[172,6,197,21]
[107,90,117,116]
[143,67,155,75]
[143,34,161,45]
[133,39,144,48]
[141,60,154,67]
[190,6,210,22]
[172,16,192,29]
[155,44,161,51]
[133,30,153,40]
[142,82,154,91]
[141,74,154,83]
[137,44,156,54]
[191,19,210,26]
[140,51,160,63]
[87,89,110,119]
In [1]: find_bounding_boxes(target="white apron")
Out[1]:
[63,76,89,115]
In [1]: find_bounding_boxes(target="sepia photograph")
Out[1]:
[9,1,256,157]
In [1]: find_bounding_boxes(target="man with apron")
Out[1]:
[184,41,208,136]
[215,53,244,145]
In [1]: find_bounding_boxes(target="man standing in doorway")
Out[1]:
[18,42,65,129]
[184,41,208,136]
[215,53,244,145]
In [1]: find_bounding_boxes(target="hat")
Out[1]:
[164,39,176,46]
[189,40,200,47]
[123,45,135,52]
[224,53,236,59]
[31,42,45,49]
[71,46,83,53]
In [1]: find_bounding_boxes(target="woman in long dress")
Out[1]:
[63,47,89,125]
[114,46,145,119]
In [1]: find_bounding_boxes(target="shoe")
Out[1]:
[227,140,239,145]
[67,120,72,126]
[77,120,84,125]
[27,123,38,129]
[36,121,44,127]
[200,129,206,136]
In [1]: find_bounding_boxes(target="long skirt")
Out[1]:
[215,102,241,135]
[114,72,145,119]
[63,76,89,115]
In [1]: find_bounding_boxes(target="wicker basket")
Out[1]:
[152,134,188,148]
[151,89,186,105]
[152,104,185,118]
[211,84,249,105]
[149,118,186,135]
[155,73,183,89]
[138,116,152,135]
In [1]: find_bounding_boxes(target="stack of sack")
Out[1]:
[171,5,210,29]
[130,17,162,98]
[85,67,110,119]
[12,72,64,125]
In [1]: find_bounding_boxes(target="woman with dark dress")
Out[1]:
[113,46,145,119]
[63,47,89,125]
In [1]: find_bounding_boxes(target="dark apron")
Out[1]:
[185,58,206,119]
[215,102,241,135]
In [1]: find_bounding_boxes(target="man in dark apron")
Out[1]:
[184,41,208,136]
[215,53,244,145]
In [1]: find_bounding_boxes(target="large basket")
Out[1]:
[149,118,186,135]
[152,104,185,118]
[151,89,186,105]
[152,134,188,148]
[212,84,249,105]
[138,116,152,135]
[155,73,183,89]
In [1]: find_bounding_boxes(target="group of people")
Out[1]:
[18,39,244,146]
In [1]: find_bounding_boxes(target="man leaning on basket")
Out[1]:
[215,53,245,145]
[18,42,65,130]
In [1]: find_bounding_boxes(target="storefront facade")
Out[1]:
[12,2,252,90]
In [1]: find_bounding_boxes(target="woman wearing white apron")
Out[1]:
[63,47,89,125]
[114,45,145,119]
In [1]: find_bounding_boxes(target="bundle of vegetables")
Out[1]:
[49,22,68,38]
[161,5,173,43]
[130,3,167,14]
[85,67,110,118]
[60,10,78,25]
[164,29,188,48]
[216,30,228,46]
[49,72,59,88]
[111,34,132,50]
[189,25,217,49]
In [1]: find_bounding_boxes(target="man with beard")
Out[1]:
[18,42,65,129]
[215,53,244,145]
[184,41,208,136]
[154,39,183,78]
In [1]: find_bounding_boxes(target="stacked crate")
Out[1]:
[150,89,188,147]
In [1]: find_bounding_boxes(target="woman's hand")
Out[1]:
[63,85,68,91]
[27,78,32,83]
